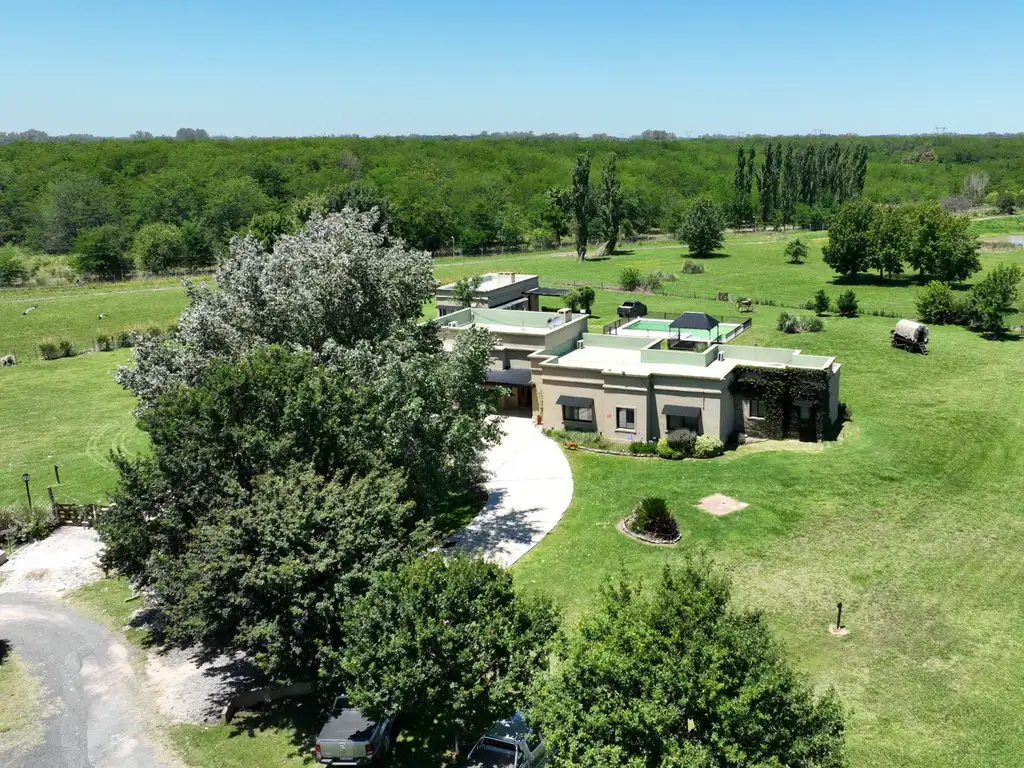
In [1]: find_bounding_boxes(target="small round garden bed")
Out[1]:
[618,497,681,546]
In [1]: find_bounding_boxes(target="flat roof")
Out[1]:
[552,345,736,379]
[438,272,538,291]
[437,307,583,336]
[523,287,568,296]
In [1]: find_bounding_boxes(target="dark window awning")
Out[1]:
[486,368,533,387]
[669,311,719,330]
[523,287,569,296]
[793,399,814,408]
[661,404,702,417]
[556,394,594,408]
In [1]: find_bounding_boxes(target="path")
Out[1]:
[453,417,574,566]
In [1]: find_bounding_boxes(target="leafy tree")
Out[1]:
[179,219,220,269]
[0,245,29,286]
[246,210,295,250]
[325,180,393,235]
[675,197,725,258]
[130,222,187,273]
[785,238,808,264]
[33,174,116,253]
[133,169,206,225]
[867,204,910,278]
[595,154,624,254]
[822,199,875,278]
[964,263,1022,334]
[452,274,484,308]
[564,284,596,314]
[907,205,980,284]
[71,224,132,278]
[292,191,329,224]
[756,142,781,228]
[780,144,798,228]
[101,213,501,690]
[204,176,272,233]
[813,288,831,316]
[342,552,559,756]
[572,153,591,262]
[995,190,1016,215]
[541,187,571,246]
[528,559,846,768]
[915,280,961,325]
[836,289,859,317]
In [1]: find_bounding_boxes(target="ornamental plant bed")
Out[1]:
[617,517,681,546]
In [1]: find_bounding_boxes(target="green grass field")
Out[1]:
[4,231,1024,766]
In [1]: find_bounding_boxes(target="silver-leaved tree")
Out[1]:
[100,210,502,689]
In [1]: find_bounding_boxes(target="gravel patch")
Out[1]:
[0,527,103,595]
[146,647,266,724]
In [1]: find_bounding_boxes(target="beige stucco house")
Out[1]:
[435,272,567,316]
[433,309,842,443]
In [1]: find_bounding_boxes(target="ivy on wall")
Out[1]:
[730,366,830,440]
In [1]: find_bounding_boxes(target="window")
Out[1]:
[562,405,593,422]
[616,407,636,431]
[799,405,812,420]
[749,398,765,419]
[666,413,700,433]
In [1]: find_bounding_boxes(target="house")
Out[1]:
[434,309,841,443]
[435,307,589,412]
[435,273,567,317]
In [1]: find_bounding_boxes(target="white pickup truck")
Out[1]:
[464,713,551,768]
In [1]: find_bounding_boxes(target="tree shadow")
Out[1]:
[687,251,731,259]
[967,327,1023,342]
[225,696,323,764]
[445,486,547,557]
[613,249,635,256]
[582,256,611,262]
[0,638,10,665]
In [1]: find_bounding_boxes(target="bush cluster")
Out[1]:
[629,441,657,455]
[692,435,725,458]
[666,428,697,454]
[681,259,705,274]
[38,337,76,360]
[915,280,964,324]
[777,312,824,333]
[654,429,722,460]
[0,504,55,545]
[629,496,679,540]
[95,334,115,352]
[618,267,642,291]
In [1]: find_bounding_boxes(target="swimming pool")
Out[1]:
[617,317,746,342]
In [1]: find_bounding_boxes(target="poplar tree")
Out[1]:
[595,153,623,254]
[745,146,756,229]
[731,147,748,228]
[781,144,798,228]
[572,153,591,263]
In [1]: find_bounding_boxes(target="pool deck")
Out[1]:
[616,318,746,342]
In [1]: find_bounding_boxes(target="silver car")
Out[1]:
[465,713,551,768]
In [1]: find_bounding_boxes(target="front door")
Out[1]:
[797,406,817,442]
[517,386,532,409]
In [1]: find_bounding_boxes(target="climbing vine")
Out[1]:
[730,366,829,440]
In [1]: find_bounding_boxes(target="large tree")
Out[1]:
[541,186,571,246]
[822,198,876,278]
[343,552,559,757]
[71,224,132,278]
[529,559,846,768]
[572,153,591,262]
[964,263,1021,335]
[101,211,501,688]
[675,197,725,258]
[867,204,910,278]
[907,205,980,284]
[33,173,116,253]
[130,222,187,273]
[596,153,624,254]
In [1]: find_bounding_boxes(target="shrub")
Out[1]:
[640,271,664,293]
[95,334,114,352]
[38,340,60,360]
[0,246,29,286]
[619,267,643,291]
[0,354,15,367]
[800,316,824,332]
[166,322,180,337]
[836,289,859,317]
[915,280,960,325]
[681,259,704,274]
[784,239,808,264]
[656,436,683,460]
[777,312,800,333]
[145,325,164,338]
[0,503,55,545]
[838,402,852,422]
[116,330,135,348]
[629,441,657,455]
[58,338,76,357]
[692,435,724,458]
[630,496,679,539]
[666,428,697,455]
[812,289,831,316]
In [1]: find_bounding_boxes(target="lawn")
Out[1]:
[433,229,1024,326]
[514,314,1024,768]
[0,349,147,506]
[0,649,45,759]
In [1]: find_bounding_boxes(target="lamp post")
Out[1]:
[22,473,32,511]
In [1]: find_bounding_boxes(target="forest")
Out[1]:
[1,133,1023,273]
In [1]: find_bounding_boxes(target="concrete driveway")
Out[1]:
[455,417,574,566]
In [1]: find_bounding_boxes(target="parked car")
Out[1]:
[464,712,551,768]
[314,695,395,766]
[617,300,648,318]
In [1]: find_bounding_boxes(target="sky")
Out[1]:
[4,0,1022,138]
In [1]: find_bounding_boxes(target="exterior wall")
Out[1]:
[829,364,841,424]
[649,374,730,441]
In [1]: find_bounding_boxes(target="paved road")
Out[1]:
[454,417,574,566]
[0,593,180,768]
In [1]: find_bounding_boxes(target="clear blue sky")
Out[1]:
[4,0,1021,138]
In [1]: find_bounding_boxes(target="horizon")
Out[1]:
[3,0,1022,138]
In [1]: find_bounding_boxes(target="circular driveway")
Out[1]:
[454,417,574,566]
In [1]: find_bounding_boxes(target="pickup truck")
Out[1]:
[464,713,550,768]
[314,695,394,766]
[617,300,648,318]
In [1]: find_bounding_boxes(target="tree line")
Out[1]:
[96,211,848,766]
[2,134,1024,278]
